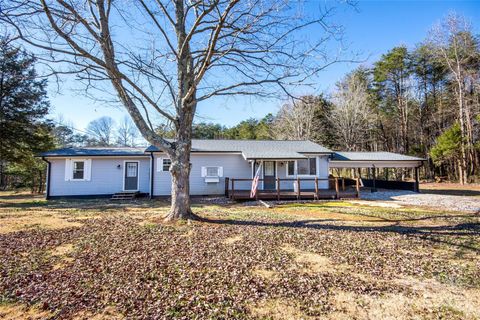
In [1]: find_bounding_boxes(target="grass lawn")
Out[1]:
[420,182,480,198]
[0,192,479,319]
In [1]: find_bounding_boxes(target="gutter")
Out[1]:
[41,157,51,200]
[149,152,154,199]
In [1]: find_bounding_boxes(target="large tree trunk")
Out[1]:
[166,145,196,221]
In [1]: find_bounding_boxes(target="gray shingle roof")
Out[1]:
[146,139,333,159]
[40,147,147,157]
[40,143,423,162]
[332,152,425,162]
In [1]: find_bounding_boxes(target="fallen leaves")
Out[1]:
[0,196,479,319]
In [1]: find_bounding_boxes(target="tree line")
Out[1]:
[54,116,141,148]
[159,14,479,184]
[1,13,478,193]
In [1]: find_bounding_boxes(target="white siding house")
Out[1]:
[40,140,424,199]
[48,157,150,197]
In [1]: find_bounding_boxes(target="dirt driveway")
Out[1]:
[360,183,480,213]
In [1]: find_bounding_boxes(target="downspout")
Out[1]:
[251,159,255,178]
[41,157,51,200]
[149,152,154,199]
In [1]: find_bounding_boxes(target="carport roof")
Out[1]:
[332,152,425,162]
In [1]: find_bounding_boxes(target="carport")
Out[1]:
[330,152,425,192]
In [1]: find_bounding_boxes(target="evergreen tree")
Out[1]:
[0,38,54,190]
[373,46,413,154]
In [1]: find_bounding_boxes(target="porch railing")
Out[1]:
[225,177,360,200]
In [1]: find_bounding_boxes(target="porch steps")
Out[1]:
[111,191,139,201]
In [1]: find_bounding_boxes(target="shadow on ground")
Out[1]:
[200,215,480,253]
[421,188,480,197]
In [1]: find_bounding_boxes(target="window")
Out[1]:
[201,166,223,179]
[206,166,219,177]
[65,159,91,181]
[309,158,316,175]
[287,158,316,176]
[264,162,274,176]
[162,159,171,171]
[287,161,295,176]
[297,159,309,175]
[72,161,85,180]
[126,162,138,177]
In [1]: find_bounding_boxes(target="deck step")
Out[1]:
[111,192,139,200]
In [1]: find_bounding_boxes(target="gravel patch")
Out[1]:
[361,189,480,213]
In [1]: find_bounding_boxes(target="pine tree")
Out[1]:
[0,38,53,190]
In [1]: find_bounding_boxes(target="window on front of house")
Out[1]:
[72,161,85,180]
[287,161,295,176]
[309,158,316,175]
[206,166,219,177]
[288,158,316,176]
[162,158,171,171]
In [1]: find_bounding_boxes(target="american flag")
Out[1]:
[250,163,262,198]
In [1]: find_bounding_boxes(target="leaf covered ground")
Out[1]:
[0,192,479,319]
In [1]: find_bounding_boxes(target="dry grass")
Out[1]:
[0,192,479,319]
[251,268,279,280]
[0,214,84,234]
[421,182,480,198]
[223,234,243,245]
[49,243,76,270]
[281,244,335,274]
[330,282,480,320]
[0,303,53,320]
[249,299,309,320]
[274,208,387,223]
[349,200,404,208]
[49,243,75,257]
[72,306,124,320]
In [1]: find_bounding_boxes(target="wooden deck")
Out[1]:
[226,177,360,201]
[228,189,357,200]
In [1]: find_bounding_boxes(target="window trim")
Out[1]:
[286,157,317,177]
[71,160,86,181]
[162,158,171,172]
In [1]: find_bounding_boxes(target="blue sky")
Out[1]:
[49,0,480,131]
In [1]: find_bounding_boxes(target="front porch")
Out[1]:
[225,177,360,201]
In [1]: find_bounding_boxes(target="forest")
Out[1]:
[1,14,479,191]
[151,14,480,184]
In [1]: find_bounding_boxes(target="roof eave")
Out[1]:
[40,154,149,158]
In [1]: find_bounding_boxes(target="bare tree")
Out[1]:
[331,70,373,151]
[116,116,139,147]
[429,13,480,184]
[86,116,115,146]
[272,96,319,141]
[1,0,347,220]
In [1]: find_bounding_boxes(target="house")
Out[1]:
[40,140,424,199]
